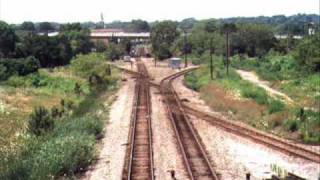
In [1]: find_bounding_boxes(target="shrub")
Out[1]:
[28,134,95,179]
[268,100,285,114]
[0,56,40,81]
[28,106,54,136]
[6,75,29,87]
[185,72,201,91]
[53,117,103,137]
[241,86,268,105]
[283,119,299,132]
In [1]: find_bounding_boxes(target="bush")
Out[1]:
[283,119,299,132]
[185,72,201,91]
[241,86,268,105]
[2,133,96,179]
[268,100,285,114]
[28,106,54,136]
[53,117,103,137]
[6,75,29,87]
[70,53,106,78]
[0,56,40,80]
[28,134,95,179]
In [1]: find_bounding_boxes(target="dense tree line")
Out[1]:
[150,16,319,71]
[0,21,95,80]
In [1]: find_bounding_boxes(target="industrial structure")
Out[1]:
[90,29,150,44]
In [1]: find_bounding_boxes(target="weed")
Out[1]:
[268,100,285,114]
[28,106,54,136]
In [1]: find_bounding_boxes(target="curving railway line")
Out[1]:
[122,61,154,180]
[160,67,219,180]
[164,67,320,164]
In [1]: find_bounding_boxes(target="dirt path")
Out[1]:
[236,70,294,104]
[82,74,135,180]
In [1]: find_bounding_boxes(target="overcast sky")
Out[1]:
[1,0,319,24]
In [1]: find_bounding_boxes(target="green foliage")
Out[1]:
[231,23,276,57]
[178,18,197,31]
[28,106,54,136]
[241,86,269,105]
[185,72,202,91]
[15,34,73,67]
[38,22,55,32]
[268,100,285,114]
[95,40,107,53]
[294,32,320,71]
[127,19,150,32]
[0,21,17,57]
[104,43,124,60]
[283,119,299,132]
[59,23,82,32]
[204,19,218,33]
[70,53,106,78]
[151,21,179,60]
[20,22,35,32]
[61,29,93,55]
[1,110,105,179]
[0,56,40,81]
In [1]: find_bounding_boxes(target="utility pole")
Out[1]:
[226,32,230,76]
[210,38,213,80]
[0,0,2,20]
[184,30,188,68]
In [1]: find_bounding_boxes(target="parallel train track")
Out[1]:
[160,67,219,180]
[122,61,154,180]
[165,67,320,164]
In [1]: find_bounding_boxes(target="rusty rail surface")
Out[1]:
[114,65,160,88]
[165,67,320,164]
[160,67,219,180]
[122,61,154,180]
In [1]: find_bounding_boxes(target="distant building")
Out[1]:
[90,29,150,44]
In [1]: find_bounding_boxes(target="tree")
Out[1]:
[60,23,82,32]
[128,20,150,32]
[104,43,124,61]
[179,18,197,31]
[62,30,93,55]
[15,34,72,67]
[204,19,218,33]
[95,40,107,53]
[222,23,237,75]
[20,21,35,31]
[0,21,17,57]
[295,32,320,71]
[232,24,276,57]
[38,22,55,33]
[151,21,179,60]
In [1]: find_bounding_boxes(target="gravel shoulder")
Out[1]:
[82,74,135,180]
[150,87,189,180]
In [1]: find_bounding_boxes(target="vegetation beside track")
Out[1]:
[0,53,120,179]
[185,52,319,144]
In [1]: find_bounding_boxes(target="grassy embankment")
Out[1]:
[185,53,319,144]
[0,53,120,179]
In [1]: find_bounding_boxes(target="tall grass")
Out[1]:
[0,53,120,179]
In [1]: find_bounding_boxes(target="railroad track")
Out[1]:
[122,60,154,180]
[160,67,219,180]
[164,67,320,164]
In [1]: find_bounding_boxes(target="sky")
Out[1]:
[0,0,319,24]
